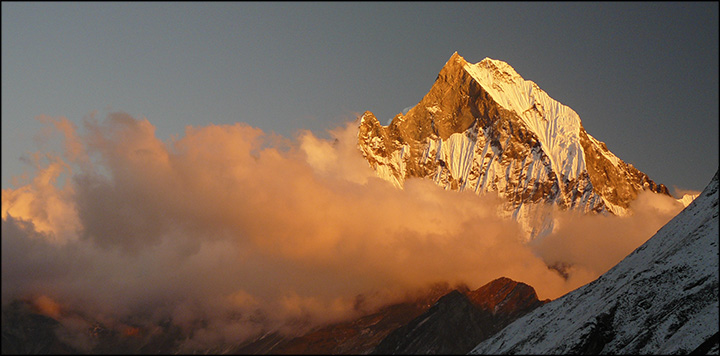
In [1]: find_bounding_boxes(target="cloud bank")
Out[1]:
[1,112,684,350]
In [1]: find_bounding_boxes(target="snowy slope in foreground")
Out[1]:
[471,171,719,355]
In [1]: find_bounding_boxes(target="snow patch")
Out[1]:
[678,193,698,207]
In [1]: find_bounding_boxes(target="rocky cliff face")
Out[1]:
[358,52,670,239]
[470,171,719,355]
[371,277,547,355]
[465,277,547,328]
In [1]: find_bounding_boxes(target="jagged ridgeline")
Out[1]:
[358,52,669,240]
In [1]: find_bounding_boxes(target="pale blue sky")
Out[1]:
[2,2,718,194]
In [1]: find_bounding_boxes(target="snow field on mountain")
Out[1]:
[464,58,587,182]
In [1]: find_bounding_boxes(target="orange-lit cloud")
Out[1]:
[32,295,62,319]
[528,190,683,290]
[1,112,684,350]
[1,153,80,244]
[123,326,140,337]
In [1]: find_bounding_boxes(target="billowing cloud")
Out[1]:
[1,112,683,350]
[528,190,684,289]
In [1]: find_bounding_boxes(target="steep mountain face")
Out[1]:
[465,277,548,328]
[471,171,719,355]
[371,277,547,355]
[358,52,669,239]
[370,290,491,355]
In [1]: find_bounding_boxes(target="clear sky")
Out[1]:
[2,2,718,194]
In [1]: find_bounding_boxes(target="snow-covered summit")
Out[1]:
[357,52,670,240]
[476,57,525,83]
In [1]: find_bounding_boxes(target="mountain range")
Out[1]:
[2,53,716,355]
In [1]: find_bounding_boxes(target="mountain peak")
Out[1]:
[447,51,465,63]
[445,52,524,84]
[476,57,524,83]
[466,277,545,319]
[357,54,670,240]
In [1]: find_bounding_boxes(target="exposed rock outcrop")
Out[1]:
[371,277,547,355]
